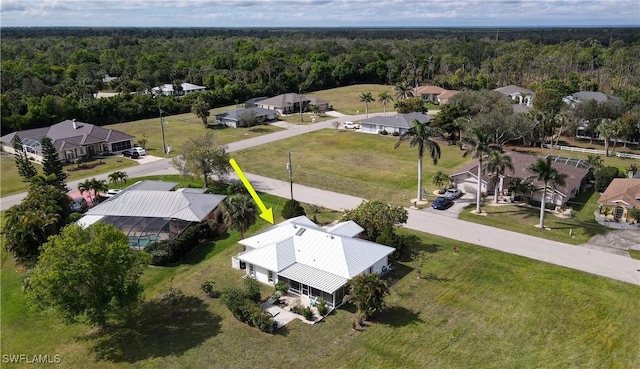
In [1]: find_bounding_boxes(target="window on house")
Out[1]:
[268,271,273,283]
[249,264,254,275]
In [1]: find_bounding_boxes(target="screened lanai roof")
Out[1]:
[100,216,192,248]
[544,155,591,170]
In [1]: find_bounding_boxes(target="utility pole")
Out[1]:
[287,151,293,200]
[299,88,303,122]
[159,109,167,155]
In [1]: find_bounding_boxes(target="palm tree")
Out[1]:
[462,128,502,214]
[377,91,393,116]
[394,120,441,202]
[108,171,128,188]
[432,171,451,194]
[483,151,514,204]
[527,157,567,229]
[222,193,257,239]
[90,178,108,204]
[359,92,374,118]
[394,81,414,101]
[78,179,93,203]
[507,177,536,202]
[191,95,210,125]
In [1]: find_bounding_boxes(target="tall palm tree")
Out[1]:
[78,179,93,203]
[462,128,502,214]
[394,120,441,202]
[527,157,567,229]
[432,170,451,194]
[222,193,257,239]
[89,178,108,204]
[108,171,128,188]
[483,151,514,204]
[394,81,414,101]
[377,91,393,116]
[359,92,374,118]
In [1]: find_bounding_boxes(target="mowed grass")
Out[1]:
[0,156,137,197]
[459,189,610,245]
[232,129,468,206]
[2,209,639,368]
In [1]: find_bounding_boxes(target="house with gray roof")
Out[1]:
[494,85,535,109]
[359,112,430,135]
[215,107,278,128]
[77,180,226,248]
[0,119,135,163]
[563,91,619,106]
[232,216,394,308]
[254,93,329,114]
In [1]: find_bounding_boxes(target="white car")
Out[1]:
[132,147,146,156]
[105,189,122,198]
[444,188,462,199]
[344,121,360,129]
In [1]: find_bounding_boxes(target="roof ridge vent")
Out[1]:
[295,228,306,236]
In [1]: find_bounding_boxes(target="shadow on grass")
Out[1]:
[88,290,221,363]
[376,306,424,327]
[382,263,413,287]
[248,126,272,133]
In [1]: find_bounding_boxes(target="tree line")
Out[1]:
[2,28,639,133]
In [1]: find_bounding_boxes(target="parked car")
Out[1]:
[431,196,453,210]
[444,188,462,199]
[105,189,122,198]
[70,197,88,213]
[122,150,139,159]
[132,147,146,156]
[344,121,360,129]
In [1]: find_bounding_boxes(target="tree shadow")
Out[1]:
[86,290,221,363]
[247,126,271,133]
[381,263,413,287]
[182,231,231,265]
[375,306,424,328]
[420,272,454,282]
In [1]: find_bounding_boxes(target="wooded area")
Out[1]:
[2,27,639,133]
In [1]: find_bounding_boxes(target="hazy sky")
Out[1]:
[1,0,638,28]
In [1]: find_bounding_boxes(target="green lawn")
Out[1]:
[0,156,138,197]
[459,189,611,245]
[232,129,468,206]
[2,191,638,368]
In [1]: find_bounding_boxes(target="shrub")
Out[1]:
[392,131,400,136]
[221,283,276,333]
[595,166,622,192]
[243,277,262,303]
[145,221,217,265]
[317,299,328,316]
[201,280,217,297]
[379,129,388,135]
[275,281,289,294]
[281,199,306,219]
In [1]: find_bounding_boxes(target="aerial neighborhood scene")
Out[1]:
[1,1,640,368]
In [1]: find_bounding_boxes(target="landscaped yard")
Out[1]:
[232,129,469,206]
[458,189,611,245]
[2,178,638,368]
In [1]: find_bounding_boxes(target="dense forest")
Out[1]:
[2,27,639,134]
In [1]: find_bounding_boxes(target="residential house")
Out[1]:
[232,216,394,308]
[254,93,329,114]
[77,180,226,248]
[359,112,430,135]
[0,119,135,163]
[494,85,535,110]
[563,91,618,107]
[151,82,206,97]
[597,178,640,224]
[215,107,278,128]
[415,85,460,104]
[450,151,590,206]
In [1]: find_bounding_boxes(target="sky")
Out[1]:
[1,0,638,28]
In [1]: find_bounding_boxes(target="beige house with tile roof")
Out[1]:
[598,178,640,224]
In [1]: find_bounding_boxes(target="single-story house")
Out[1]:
[232,216,394,308]
[450,151,590,206]
[597,178,640,224]
[254,93,329,114]
[0,119,135,163]
[151,82,206,97]
[77,180,226,248]
[215,107,278,128]
[415,85,460,104]
[360,112,430,135]
[494,85,535,107]
[245,97,269,108]
[563,91,619,107]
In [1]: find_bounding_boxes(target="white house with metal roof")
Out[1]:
[232,216,394,308]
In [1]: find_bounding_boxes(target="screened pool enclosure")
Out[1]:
[100,216,192,249]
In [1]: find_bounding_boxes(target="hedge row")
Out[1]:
[145,221,217,266]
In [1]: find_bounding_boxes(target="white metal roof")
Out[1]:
[85,191,225,222]
[239,215,321,249]
[279,263,348,294]
[324,221,364,238]
[76,215,105,229]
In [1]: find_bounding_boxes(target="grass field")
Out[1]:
[2,178,638,368]
[232,129,469,206]
[458,189,610,245]
[0,156,137,197]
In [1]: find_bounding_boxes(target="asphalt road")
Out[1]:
[2,112,639,286]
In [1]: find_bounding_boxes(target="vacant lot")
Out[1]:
[2,180,638,368]
[232,129,469,206]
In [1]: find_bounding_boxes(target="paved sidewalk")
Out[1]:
[229,172,640,286]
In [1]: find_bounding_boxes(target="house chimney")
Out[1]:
[72,119,77,129]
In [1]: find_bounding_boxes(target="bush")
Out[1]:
[292,305,314,321]
[275,281,289,294]
[201,280,217,297]
[595,166,622,192]
[221,281,277,333]
[392,131,400,136]
[379,129,388,135]
[145,221,217,266]
[317,298,328,316]
[281,199,306,219]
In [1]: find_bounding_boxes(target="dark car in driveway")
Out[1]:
[122,150,139,159]
[431,196,453,210]
[70,197,88,213]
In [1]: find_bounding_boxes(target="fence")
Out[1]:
[542,144,640,159]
